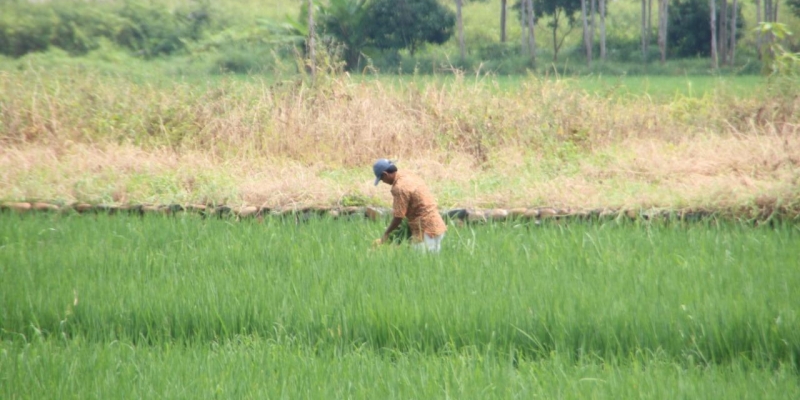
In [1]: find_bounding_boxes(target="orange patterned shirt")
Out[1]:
[390,171,447,240]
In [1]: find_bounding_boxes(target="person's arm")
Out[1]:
[380,217,404,244]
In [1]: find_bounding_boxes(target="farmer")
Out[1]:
[372,159,447,253]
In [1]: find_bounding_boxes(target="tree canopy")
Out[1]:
[513,0,582,61]
[318,0,370,70]
[790,0,800,18]
[363,0,455,56]
[668,0,744,58]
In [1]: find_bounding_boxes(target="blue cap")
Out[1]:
[372,159,394,186]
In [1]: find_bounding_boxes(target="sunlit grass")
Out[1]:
[2,213,796,356]
[3,338,799,400]
[0,214,800,398]
[2,62,796,210]
[1,213,798,398]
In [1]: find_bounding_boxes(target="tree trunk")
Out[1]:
[658,0,667,64]
[500,0,507,43]
[581,0,592,66]
[456,0,465,62]
[719,0,727,64]
[710,0,718,70]
[548,10,572,62]
[307,0,315,79]
[765,0,771,22]
[773,0,779,22]
[591,0,596,49]
[755,0,761,58]
[599,0,606,60]
[521,0,529,54]
[526,0,536,61]
[552,11,559,62]
[641,0,648,60]
[764,0,769,22]
[647,0,652,54]
[764,0,773,57]
[730,0,737,65]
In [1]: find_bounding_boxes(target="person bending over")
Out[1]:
[372,159,446,253]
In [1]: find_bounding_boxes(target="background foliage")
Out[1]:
[0,0,214,58]
[0,0,798,75]
[668,0,745,58]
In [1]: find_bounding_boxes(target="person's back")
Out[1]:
[390,171,446,242]
[372,159,446,253]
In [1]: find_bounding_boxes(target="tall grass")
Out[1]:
[1,213,797,363]
[2,65,797,166]
[1,63,798,210]
[2,214,798,398]
[3,339,799,399]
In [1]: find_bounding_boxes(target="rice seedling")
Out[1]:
[1,213,798,398]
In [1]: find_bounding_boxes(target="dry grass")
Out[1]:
[1,68,798,212]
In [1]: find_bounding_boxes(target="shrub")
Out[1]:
[668,0,745,58]
[212,46,273,74]
[0,4,54,57]
[49,3,130,55]
[116,0,211,58]
[0,0,214,58]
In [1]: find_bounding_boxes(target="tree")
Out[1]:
[455,0,466,61]
[590,0,596,59]
[308,0,316,78]
[501,0,508,42]
[590,0,596,51]
[319,0,370,70]
[516,0,536,59]
[524,0,581,62]
[756,0,762,56]
[641,0,649,59]
[719,0,727,63]
[729,0,737,64]
[760,0,781,60]
[363,0,455,56]
[667,0,743,58]
[598,0,606,60]
[657,0,668,63]
[756,22,800,75]
[581,0,592,65]
[710,0,718,69]
[648,0,653,55]
[790,0,800,17]
[714,0,742,65]
[525,0,536,60]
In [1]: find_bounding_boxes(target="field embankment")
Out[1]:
[1,67,799,214]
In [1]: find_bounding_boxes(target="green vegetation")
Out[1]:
[668,0,744,58]
[4,340,799,399]
[758,22,800,75]
[2,1,797,395]
[1,213,799,398]
[0,0,214,57]
[1,59,797,210]
[1,0,798,76]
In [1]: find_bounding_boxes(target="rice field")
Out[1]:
[1,213,799,399]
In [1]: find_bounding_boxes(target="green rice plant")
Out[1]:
[1,213,799,398]
[1,213,797,366]
[2,338,799,400]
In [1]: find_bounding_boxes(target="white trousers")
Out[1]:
[412,233,444,253]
